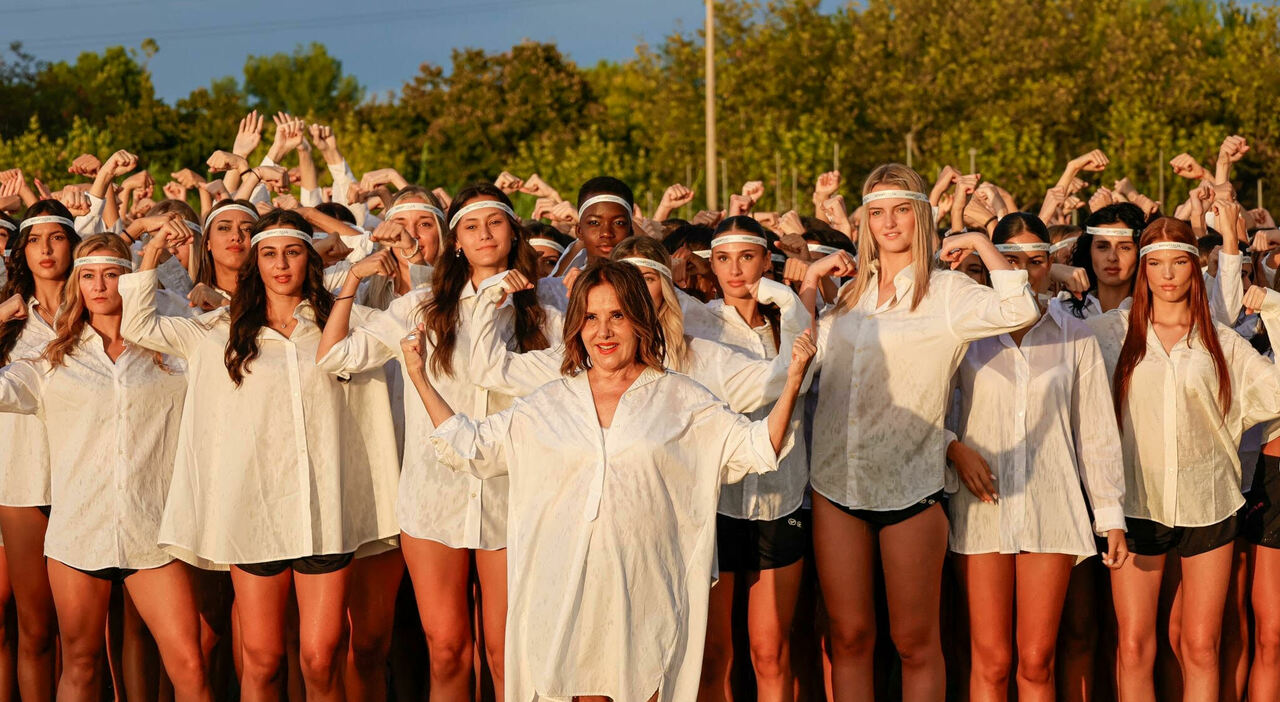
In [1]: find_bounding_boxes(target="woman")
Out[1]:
[696,217,811,702]
[186,199,258,310]
[0,233,211,702]
[945,213,1128,702]
[410,260,815,702]
[371,186,442,298]
[0,200,80,702]
[1088,216,1280,702]
[799,164,1038,702]
[1065,203,1150,319]
[120,209,398,702]
[315,184,557,701]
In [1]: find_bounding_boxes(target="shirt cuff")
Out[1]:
[1093,505,1127,535]
[988,268,1031,297]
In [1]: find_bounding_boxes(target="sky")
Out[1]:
[5,0,837,103]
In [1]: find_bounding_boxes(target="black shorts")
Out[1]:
[37,505,50,518]
[1126,514,1239,557]
[1244,455,1280,549]
[716,508,810,572]
[235,553,354,578]
[75,565,138,583]
[834,490,944,531]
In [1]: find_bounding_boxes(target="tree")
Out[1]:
[242,43,363,117]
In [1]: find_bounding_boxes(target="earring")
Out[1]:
[455,249,462,258]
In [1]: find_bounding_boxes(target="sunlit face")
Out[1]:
[1144,247,1196,304]
[710,239,769,301]
[77,252,126,316]
[959,252,986,285]
[24,223,73,282]
[453,199,513,269]
[255,238,310,297]
[625,263,666,312]
[207,210,254,273]
[1001,232,1052,294]
[389,198,443,263]
[530,243,561,278]
[1089,225,1138,288]
[865,185,918,255]
[580,282,640,373]
[578,202,632,260]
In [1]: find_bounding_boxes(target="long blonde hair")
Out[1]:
[836,163,937,313]
[610,236,691,372]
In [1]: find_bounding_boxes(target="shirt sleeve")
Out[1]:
[314,306,401,376]
[0,360,43,415]
[74,193,106,235]
[1208,251,1243,326]
[1071,332,1127,534]
[155,255,194,297]
[697,400,787,485]
[687,337,790,414]
[1229,295,1280,428]
[119,270,208,359]
[465,284,564,396]
[945,269,1040,342]
[429,409,513,480]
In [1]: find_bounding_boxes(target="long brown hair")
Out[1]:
[0,200,81,364]
[835,164,936,313]
[224,210,333,386]
[194,199,257,288]
[1113,217,1230,421]
[610,236,691,371]
[421,183,548,377]
[561,261,666,376]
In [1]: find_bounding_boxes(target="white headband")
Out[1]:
[1086,226,1134,239]
[712,234,768,249]
[862,189,930,204]
[621,257,672,280]
[204,204,260,229]
[74,255,133,271]
[21,215,74,229]
[1049,236,1078,253]
[578,194,633,221]
[386,202,446,225]
[691,249,711,259]
[448,200,517,230]
[183,220,202,234]
[527,237,566,254]
[0,220,15,232]
[995,242,1052,253]
[808,243,843,256]
[1139,242,1199,258]
[250,228,313,247]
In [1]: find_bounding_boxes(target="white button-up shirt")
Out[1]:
[119,270,400,567]
[0,330,186,570]
[315,283,563,550]
[1086,303,1280,527]
[0,298,55,507]
[428,367,789,702]
[948,302,1126,556]
[811,265,1039,511]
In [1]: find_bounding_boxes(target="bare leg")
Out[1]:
[812,495,877,702]
[1012,553,1074,702]
[698,572,736,702]
[1111,553,1165,702]
[879,504,948,702]
[343,549,404,702]
[955,553,1014,702]
[0,507,56,702]
[474,547,507,701]
[1176,543,1233,702]
[1249,543,1280,701]
[401,533,474,701]
[230,567,291,702]
[125,562,213,702]
[746,561,804,702]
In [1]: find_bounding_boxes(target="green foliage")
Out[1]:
[243,43,363,116]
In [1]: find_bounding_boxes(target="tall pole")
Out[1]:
[906,133,914,169]
[705,0,717,211]
[1158,148,1165,206]
[968,148,977,174]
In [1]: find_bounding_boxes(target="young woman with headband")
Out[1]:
[1085,215,1280,702]
[0,200,80,702]
[186,199,259,311]
[0,234,212,702]
[798,164,1038,702]
[406,259,816,702]
[695,216,812,702]
[524,222,573,279]
[944,213,1128,702]
[372,186,443,295]
[536,177,635,311]
[1064,203,1154,320]
[120,210,399,702]
[315,183,557,701]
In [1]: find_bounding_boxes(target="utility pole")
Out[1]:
[705,0,717,211]
[968,148,977,174]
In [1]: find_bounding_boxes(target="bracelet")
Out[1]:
[334,294,356,301]
[984,216,998,229]
[402,240,421,259]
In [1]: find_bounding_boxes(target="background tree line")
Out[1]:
[3,0,1280,215]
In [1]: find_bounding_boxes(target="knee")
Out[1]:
[1180,630,1221,671]
[748,637,791,682]
[970,638,1012,687]
[484,636,505,681]
[60,637,103,684]
[1256,618,1280,663]
[1015,644,1056,686]
[349,627,393,667]
[891,620,941,667]
[14,608,56,652]
[424,630,472,680]
[240,640,285,686]
[1117,631,1155,672]
[827,620,876,661]
[701,633,733,677]
[165,649,209,694]
[299,636,344,686]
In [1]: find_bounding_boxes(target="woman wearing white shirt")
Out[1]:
[1063,204,1147,320]
[0,234,212,702]
[185,199,258,311]
[0,200,80,702]
[945,213,1128,702]
[695,217,812,702]
[410,260,815,702]
[798,164,1039,702]
[120,209,397,702]
[315,184,556,702]
[1090,215,1280,702]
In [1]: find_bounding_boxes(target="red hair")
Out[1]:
[1113,217,1230,421]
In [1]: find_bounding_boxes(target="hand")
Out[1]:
[562,266,584,295]
[1088,187,1115,212]
[1250,208,1277,229]
[186,283,230,311]
[939,232,987,270]
[690,210,723,227]
[308,123,340,162]
[823,196,852,236]
[272,193,300,210]
[1112,177,1137,200]
[0,294,28,323]
[1250,230,1280,253]
[350,249,397,280]
[432,187,453,209]
[804,250,857,281]
[1065,177,1088,196]
[963,195,998,231]
[530,197,558,221]
[1051,264,1090,296]
[788,329,817,380]
[495,171,524,195]
[1131,194,1160,218]
[96,149,138,181]
[1189,182,1214,212]
[1244,285,1270,314]
[1170,153,1208,180]
[1069,149,1109,172]
[233,111,265,158]
[0,169,23,197]
[206,150,248,173]
[660,183,695,212]
[777,210,804,237]
[252,166,289,188]
[130,196,156,218]
[144,215,193,257]
[753,211,779,231]
[740,180,764,204]
[0,194,20,212]
[1212,197,1242,229]
[932,165,960,201]
[68,153,101,177]
[312,232,354,266]
[727,193,753,217]
[202,179,230,202]
[360,168,406,192]
[121,170,155,194]
[1101,530,1129,569]
[400,323,428,378]
[549,200,579,225]
[370,220,417,253]
[1218,134,1249,165]
[782,258,811,286]
[55,188,91,216]
[271,112,305,154]
[519,174,559,200]
[495,268,535,306]
[163,182,187,201]
[813,170,840,202]
[951,441,998,503]
[33,178,53,200]
[776,233,812,262]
